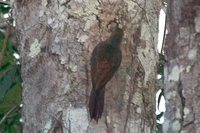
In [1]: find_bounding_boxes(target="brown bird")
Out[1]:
[89,24,124,121]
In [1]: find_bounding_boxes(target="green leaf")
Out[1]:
[0,4,11,14]
[0,66,17,101]
[156,123,163,133]
[0,72,22,113]
[0,106,22,133]
[0,79,21,128]
[0,39,4,49]
[0,40,17,71]
[0,31,5,40]
[0,62,12,72]
[3,41,17,54]
[0,2,9,6]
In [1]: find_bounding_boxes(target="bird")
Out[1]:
[89,23,124,121]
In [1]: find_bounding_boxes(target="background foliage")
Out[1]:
[0,2,22,133]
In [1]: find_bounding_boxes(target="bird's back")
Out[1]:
[91,41,122,90]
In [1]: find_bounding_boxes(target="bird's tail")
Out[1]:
[89,87,105,121]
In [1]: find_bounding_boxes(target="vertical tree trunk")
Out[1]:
[164,1,200,132]
[12,0,159,132]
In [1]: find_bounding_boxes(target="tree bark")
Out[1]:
[164,1,200,132]
[12,0,159,132]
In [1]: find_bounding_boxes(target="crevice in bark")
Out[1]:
[52,112,64,133]
[68,113,72,133]
[85,63,90,104]
[141,90,146,133]
[105,115,111,133]
[46,0,52,7]
[183,121,194,128]
[177,81,185,132]
[95,15,102,30]
[123,88,132,133]
[61,0,71,7]
[48,111,65,133]
[124,69,135,133]
[97,0,102,5]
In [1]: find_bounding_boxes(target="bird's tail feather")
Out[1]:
[89,87,105,121]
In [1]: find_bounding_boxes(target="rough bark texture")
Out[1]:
[164,0,200,132]
[12,0,159,132]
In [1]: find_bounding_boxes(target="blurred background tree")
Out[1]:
[0,1,22,133]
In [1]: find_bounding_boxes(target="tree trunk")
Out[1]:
[163,1,200,133]
[12,0,159,132]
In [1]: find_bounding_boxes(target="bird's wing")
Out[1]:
[91,58,115,89]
